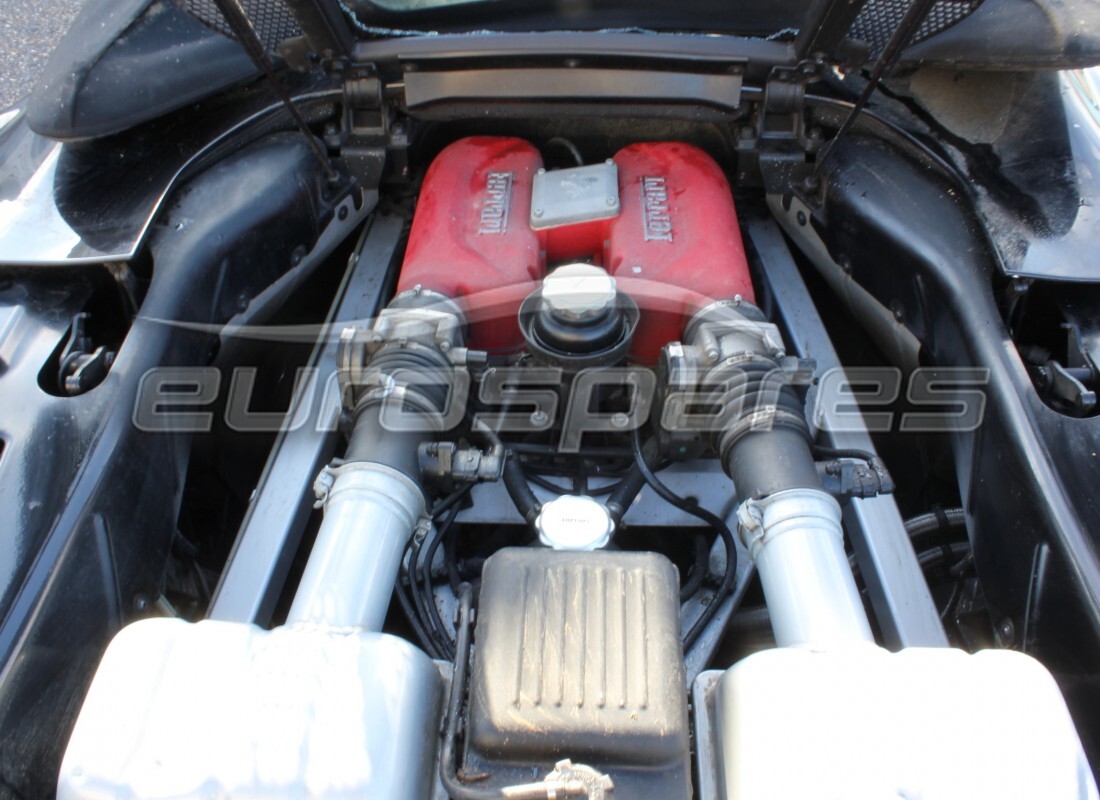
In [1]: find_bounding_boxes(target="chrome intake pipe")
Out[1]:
[737,488,873,647]
[286,461,425,631]
[667,300,875,648]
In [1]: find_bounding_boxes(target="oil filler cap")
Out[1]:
[535,495,614,550]
[541,263,617,321]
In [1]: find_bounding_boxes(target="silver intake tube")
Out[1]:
[738,488,874,647]
[286,461,425,631]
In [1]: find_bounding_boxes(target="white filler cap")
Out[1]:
[541,263,617,321]
[536,494,615,550]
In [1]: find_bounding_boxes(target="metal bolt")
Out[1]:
[530,410,549,427]
[533,208,544,218]
[605,196,617,207]
[537,168,546,176]
[610,412,630,429]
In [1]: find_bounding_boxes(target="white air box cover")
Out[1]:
[713,645,1097,800]
[57,618,443,800]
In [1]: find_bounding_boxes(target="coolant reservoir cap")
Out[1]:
[541,264,617,322]
[536,495,614,551]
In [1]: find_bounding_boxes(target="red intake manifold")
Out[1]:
[397,136,755,358]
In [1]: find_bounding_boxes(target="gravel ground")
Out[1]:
[0,0,85,109]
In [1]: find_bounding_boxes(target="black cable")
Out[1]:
[525,472,572,494]
[210,0,337,182]
[525,460,635,480]
[506,442,633,458]
[814,0,938,177]
[524,469,623,498]
[396,562,444,660]
[397,484,473,658]
[445,526,464,596]
[544,136,584,166]
[421,490,472,654]
[439,585,517,800]
[432,484,474,517]
[629,428,738,648]
[407,534,445,655]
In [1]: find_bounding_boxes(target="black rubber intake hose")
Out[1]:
[706,353,821,501]
[724,427,822,502]
[343,342,455,480]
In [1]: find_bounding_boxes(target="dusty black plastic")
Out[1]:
[0,134,348,798]
[467,547,692,799]
[898,0,1100,69]
[813,133,1100,761]
[26,0,260,141]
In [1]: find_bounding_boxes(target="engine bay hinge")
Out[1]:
[747,60,827,193]
[330,72,408,185]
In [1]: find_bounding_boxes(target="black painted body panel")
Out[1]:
[0,133,342,798]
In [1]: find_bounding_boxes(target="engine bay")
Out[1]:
[46,127,1098,799]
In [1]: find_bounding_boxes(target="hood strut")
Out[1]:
[212,0,339,183]
[816,0,937,175]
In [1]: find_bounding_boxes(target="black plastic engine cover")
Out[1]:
[468,548,691,799]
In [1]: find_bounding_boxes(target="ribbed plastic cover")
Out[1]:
[469,548,689,770]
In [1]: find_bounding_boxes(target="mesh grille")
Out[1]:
[178,0,302,51]
[848,0,982,58]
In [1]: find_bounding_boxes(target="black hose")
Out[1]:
[904,507,966,538]
[727,604,773,637]
[503,453,541,524]
[811,445,880,463]
[916,541,972,571]
[629,429,738,649]
[605,470,645,524]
